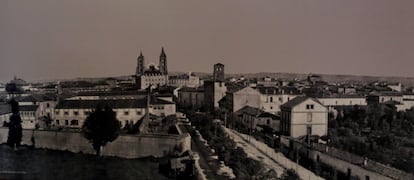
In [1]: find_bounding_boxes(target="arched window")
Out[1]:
[270,97,273,102]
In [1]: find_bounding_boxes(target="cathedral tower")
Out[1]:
[136,51,145,75]
[159,47,168,74]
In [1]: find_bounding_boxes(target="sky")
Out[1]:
[1,0,414,82]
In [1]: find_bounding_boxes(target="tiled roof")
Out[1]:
[234,106,263,116]
[254,86,300,95]
[235,106,280,120]
[178,87,204,92]
[281,96,323,109]
[15,94,56,102]
[19,105,39,112]
[0,103,11,115]
[257,112,280,120]
[56,98,174,109]
[76,91,147,96]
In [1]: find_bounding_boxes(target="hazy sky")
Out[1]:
[1,0,414,82]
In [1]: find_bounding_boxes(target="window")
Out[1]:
[84,111,89,116]
[306,104,314,109]
[270,97,273,102]
[56,120,60,125]
[287,97,290,101]
[46,103,50,108]
[267,119,270,125]
[74,111,79,116]
[70,120,79,126]
[307,113,312,122]
[279,97,283,102]
[65,120,69,125]
[270,106,273,109]
[64,111,69,115]
[124,111,129,116]
[55,111,60,115]
[137,111,142,115]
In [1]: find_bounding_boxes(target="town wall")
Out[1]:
[0,127,191,159]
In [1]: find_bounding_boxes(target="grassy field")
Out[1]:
[0,144,169,180]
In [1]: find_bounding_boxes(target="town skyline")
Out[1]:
[1,0,414,82]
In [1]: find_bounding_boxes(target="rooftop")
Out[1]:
[56,97,174,109]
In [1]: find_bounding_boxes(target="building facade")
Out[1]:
[135,48,169,89]
[168,72,202,88]
[280,96,328,138]
[177,87,205,110]
[54,97,175,128]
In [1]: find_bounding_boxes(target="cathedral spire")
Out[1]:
[160,47,166,57]
[159,47,167,74]
[136,50,145,76]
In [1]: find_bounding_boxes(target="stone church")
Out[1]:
[135,48,169,89]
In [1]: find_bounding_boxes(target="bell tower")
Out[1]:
[159,47,168,74]
[136,51,145,75]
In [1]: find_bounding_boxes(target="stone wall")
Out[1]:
[0,127,191,159]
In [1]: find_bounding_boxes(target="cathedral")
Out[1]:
[135,47,169,89]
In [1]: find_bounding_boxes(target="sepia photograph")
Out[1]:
[0,0,413,179]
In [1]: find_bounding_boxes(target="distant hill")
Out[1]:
[31,72,414,88]
[226,72,414,87]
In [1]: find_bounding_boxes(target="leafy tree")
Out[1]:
[7,99,22,149]
[82,105,121,156]
[5,83,21,93]
[280,168,301,180]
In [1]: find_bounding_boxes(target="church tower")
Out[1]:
[213,63,225,82]
[159,47,168,74]
[136,51,145,76]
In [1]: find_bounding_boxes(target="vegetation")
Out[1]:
[188,112,278,180]
[329,104,414,174]
[82,105,121,156]
[6,99,22,149]
[280,168,301,180]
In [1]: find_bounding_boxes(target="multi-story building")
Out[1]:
[204,63,227,112]
[135,48,169,89]
[225,86,300,114]
[280,96,328,138]
[204,80,227,112]
[54,97,175,128]
[317,95,367,108]
[234,106,280,132]
[15,94,57,129]
[168,72,202,88]
[177,87,205,110]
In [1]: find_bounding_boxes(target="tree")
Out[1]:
[7,99,22,149]
[82,105,121,156]
[280,168,301,180]
[5,83,20,93]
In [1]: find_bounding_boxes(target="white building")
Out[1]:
[317,95,367,108]
[0,103,11,127]
[226,86,300,114]
[280,96,328,138]
[169,72,202,88]
[54,97,176,128]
